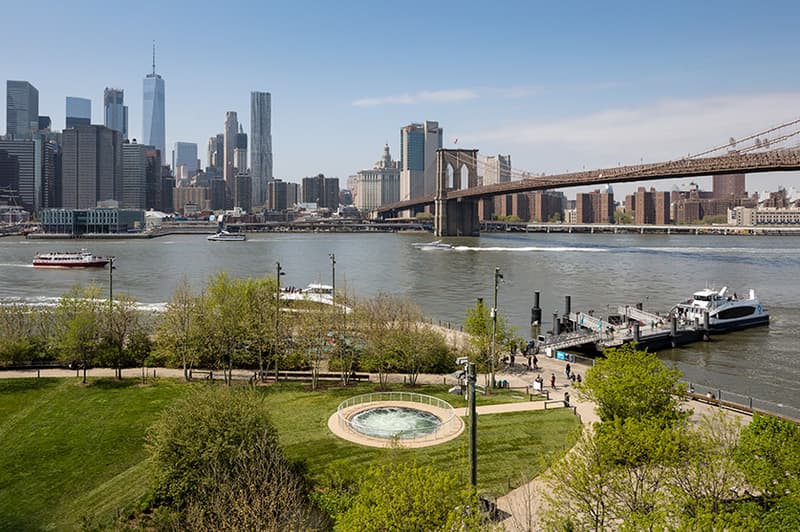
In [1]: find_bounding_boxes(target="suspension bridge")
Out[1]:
[374,118,800,236]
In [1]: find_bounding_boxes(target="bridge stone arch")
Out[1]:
[434,149,480,236]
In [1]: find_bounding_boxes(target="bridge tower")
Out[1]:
[434,148,480,236]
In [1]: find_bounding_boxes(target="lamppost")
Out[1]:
[275,261,286,381]
[491,267,503,389]
[329,253,336,310]
[108,256,116,313]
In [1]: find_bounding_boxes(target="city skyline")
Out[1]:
[2,1,800,196]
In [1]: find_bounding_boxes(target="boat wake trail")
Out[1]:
[450,245,609,252]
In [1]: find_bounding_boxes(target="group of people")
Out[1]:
[531,363,582,392]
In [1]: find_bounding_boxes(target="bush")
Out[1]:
[146,386,281,507]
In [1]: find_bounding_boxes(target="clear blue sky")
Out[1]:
[3,0,800,196]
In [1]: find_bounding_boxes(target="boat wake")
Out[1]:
[449,245,610,252]
[0,295,167,312]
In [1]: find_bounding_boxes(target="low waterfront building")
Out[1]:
[729,206,800,226]
[354,145,400,211]
[41,208,144,235]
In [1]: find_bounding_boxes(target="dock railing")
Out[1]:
[684,381,800,423]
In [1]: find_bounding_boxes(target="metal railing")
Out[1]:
[337,392,460,443]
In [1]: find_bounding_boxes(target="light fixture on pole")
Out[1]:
[275,261,286,381]
[491,267,503,389]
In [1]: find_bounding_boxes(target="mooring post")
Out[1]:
[531,291,541,326]
[564,295,571,317]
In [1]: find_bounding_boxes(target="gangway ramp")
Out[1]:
[618,306,665,326]
[540,331,605,351]
[569,312,611,333]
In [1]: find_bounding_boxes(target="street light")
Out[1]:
[275,261,286,381]
[491,267,503,389]
[329,253,336,310]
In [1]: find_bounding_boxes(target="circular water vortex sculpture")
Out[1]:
[329,392,464,448]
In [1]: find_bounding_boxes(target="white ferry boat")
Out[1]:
[281,283,352,313]
[207,230,246,242]
[33,249,111,268]
[673,287,769,332]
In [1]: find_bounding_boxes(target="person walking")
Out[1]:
[550,373,556,389]
[565,363,572,380]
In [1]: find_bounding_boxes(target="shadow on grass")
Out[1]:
[0,377,61,394]
[86,378,143,390]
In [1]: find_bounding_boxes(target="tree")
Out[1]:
[735,413,800,500]
[463,298,517,389]
[153,278,201,380]
[98,294,150,379]
[543,431,615,531]
[335,462,480,531]
[51,284,103,384]
[358,293,410,389]
[389,324,451,386]
[577,343,685,424]
[0,304,50,365]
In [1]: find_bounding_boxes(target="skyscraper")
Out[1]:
[143,43,166,157]
[6,81,39,139]
[61,125,123,209]
[122,141,147,209]
[172,141,198,178]
[65,97,91,129]
[250,91,272,205]
[223,111,238,182]
[712,173,746,199]
[399,120,442,200]
[234,125,247,174]
[103,88,128,139]
[0,138,55,213]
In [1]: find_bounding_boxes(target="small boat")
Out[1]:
[412,240,453,250]
[672,286,769,332]
[33,249,111,268]
[208,230,246,242]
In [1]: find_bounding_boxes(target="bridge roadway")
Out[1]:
[375,148,800,213]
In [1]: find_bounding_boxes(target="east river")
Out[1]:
[1,232,798,415]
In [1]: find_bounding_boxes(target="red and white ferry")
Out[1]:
[32,249,111,268]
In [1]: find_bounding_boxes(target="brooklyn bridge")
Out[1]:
[374,119,800,236]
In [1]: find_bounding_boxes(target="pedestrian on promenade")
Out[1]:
[550,373,556,389]
[565,363,571,380]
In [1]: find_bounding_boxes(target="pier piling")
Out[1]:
[531,291,541,325]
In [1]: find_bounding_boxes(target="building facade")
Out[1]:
[6,80,39,139]
[103,88,128,139]
[65,97,91,129]
[250,91,272,206]
[223,112,238,185]
[529,190,566,222]
[61,125,123,209]
[0,138,55,213]
[302,174,339,210]
[172,141,198,178]
[354,144,400,210]
[267,179,299,211]
[41,208,144,234]
[122,142,147,209]
[576,188,615,224]
[713,173,746,199]
[234,125,247,174]
[482,154,512,185]
[399,121,442,201]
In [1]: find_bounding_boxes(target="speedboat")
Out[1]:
[673,286,769,332]
[207,230,246,242]
[412,240,453,250]
[33,249,111,268]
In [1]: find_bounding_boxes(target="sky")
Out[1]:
[3,0,800,197]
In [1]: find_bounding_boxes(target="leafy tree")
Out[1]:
[51,284,103,383]
[667,411,745,522]
[153,278,202,380]
[358,293,410,389]
[335,461,480,531]
[98,294,150,379]
[463,298,517,389]
[389,324,452,385]
[577,343,685,423]
[0,304,50,365]
[735,413,800,499]
[547,212,562,223]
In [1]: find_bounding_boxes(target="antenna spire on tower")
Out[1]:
[152,40,156,76]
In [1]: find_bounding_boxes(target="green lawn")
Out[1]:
[261,382,579,496]
[0,378,578,530]
[0,378,189,531]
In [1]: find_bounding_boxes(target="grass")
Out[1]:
[0,378,189,531]
[0,378,579,529]
[260,381,579,496]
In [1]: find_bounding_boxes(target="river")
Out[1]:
[1,231,798,415]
